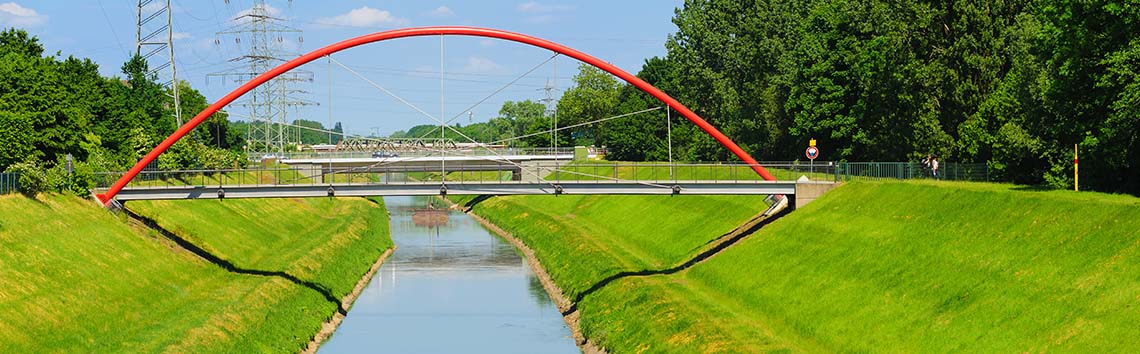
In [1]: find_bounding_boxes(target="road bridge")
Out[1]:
[281,153,573,182]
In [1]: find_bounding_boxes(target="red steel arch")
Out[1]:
[96,26,776,205]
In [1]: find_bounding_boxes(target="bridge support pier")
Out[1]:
[793,181,838,209]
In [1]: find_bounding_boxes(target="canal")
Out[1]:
[318,196,579,353]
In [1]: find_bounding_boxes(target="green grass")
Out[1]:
[129,197,392,300]
[678,180,1140,353]
[0,195,391,353]
[463,194,771,302]
[468,180,1140,353]
[409,170,512,182]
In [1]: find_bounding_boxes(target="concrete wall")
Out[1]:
[794,182,839,209]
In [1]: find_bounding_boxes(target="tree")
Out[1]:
[497,100,547,144]
[667,0,809,161]
[0,111,35,168]
[119,54,173,139]
[175,81,240,149]
[598,57,678,161]
[0,28,43,58]
[556,64,620,146]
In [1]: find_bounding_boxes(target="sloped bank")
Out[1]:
[128,197,394,353]
[452,194,777,352]
[0,195,392,352]
[462,181,1140,353]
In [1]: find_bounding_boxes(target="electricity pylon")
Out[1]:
[210,0,316,155]
[136,0,182,127]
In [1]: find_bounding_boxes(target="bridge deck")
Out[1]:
[107,180,814,201]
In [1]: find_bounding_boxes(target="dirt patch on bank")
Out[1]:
[302,247,395,354]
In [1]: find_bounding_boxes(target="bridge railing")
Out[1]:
[90,161,988,191]
[543,161,840,183]
[92,162,834,190]
[255,147,581,161]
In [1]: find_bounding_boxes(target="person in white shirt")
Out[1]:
[931,156,940,178]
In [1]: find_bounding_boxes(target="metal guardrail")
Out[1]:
[0,172,18,195]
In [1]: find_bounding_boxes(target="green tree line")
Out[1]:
[552,0,1138,195]
[0,29,245,195]
[390,99,565,148]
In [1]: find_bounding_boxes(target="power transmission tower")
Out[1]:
[209,0,316,156]
[136,0,182,127]
[539,73,559,150]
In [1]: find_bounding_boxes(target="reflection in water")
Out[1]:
[412,208,449,228]
[318,196,577,354]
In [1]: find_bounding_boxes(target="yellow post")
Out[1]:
[1074,144,1079,192]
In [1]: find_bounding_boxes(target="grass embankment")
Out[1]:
[468,180,1140,353]
[0,195,390,352]
[456,194,771,308]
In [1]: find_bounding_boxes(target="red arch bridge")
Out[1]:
[92,27,835,206]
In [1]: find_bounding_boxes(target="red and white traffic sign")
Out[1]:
[805,146,819,160]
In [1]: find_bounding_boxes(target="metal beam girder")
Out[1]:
[111,182,800,201]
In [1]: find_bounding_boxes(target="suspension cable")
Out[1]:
[412,53,560,140]
[488,106,663,145]
[329,56,442,125]
[328,57,558,184]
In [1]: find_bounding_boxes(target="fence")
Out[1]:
[1,172,18,195]
[836,162,989,182]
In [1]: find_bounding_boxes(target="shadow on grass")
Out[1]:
[462,195,494,212]
[1011,185,1059,192]
[559,206,792,316]
[122,206,347,315]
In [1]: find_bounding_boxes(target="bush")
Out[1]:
[45,156,94,196]
[5,160,46,197]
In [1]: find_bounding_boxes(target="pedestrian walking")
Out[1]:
[921,154,932,177]
[931,156,940,178]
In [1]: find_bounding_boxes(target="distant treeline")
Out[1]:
[443,1,1137,195]
[0,29,345,195]
[638,0,1139,194]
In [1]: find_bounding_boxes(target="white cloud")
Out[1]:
[171,32,192,40]
[462,56,503,74]
[524,15,555,24]
[427,6,454,18]
[0,2,47,27]
[516,2,574,13]
[478,39,496,47]
[516,2,572,24]
[316,7,409,28]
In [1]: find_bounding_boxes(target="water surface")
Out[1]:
[319,196,578,354]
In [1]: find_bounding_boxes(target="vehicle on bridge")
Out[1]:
[371,151,399,158]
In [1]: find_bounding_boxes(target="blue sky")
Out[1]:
[3,1,683,137]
